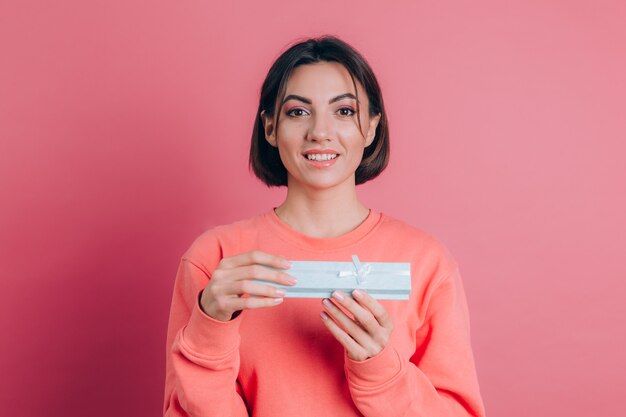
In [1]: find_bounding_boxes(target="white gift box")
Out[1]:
[256,255,411,300]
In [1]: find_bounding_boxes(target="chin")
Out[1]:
[289,174,356,191]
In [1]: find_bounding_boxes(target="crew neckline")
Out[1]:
[264,208,383,252]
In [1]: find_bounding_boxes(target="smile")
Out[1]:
[305,154,338,161]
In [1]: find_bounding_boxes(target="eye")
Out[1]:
[286,108,308,117]
[338,107,356,117]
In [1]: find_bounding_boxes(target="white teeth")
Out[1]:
[306,154,338,161]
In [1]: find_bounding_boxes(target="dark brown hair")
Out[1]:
[249,35,390,187]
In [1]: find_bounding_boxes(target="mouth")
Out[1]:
[304,153,338,161]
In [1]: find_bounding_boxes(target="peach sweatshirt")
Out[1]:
[164,210,485,417]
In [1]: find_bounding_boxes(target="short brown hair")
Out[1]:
[249,35,390,187]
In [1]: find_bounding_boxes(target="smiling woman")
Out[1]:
[261,61,381,200]
[163,35,486,417]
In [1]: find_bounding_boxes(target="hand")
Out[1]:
[200,250,297,321]
[320,289,394,361]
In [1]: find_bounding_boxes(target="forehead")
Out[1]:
[284,61,366,98]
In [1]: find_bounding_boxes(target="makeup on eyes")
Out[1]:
[283,104,357,116]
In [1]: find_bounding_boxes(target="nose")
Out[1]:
[306,114,331,142]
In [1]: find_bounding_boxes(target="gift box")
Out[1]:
[257,255,411,300]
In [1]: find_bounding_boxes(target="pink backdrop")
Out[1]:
[1,1,625,416]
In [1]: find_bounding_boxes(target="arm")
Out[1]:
[324,268,485,417]
[163,258,249,417]
[163,251,296,416]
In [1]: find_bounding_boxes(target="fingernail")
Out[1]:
[320,311,329,321]
[353,289,363,299]
[322,298,332,308]
[273,298,284,304]
[332,291,344,301]
[286,275,298,285]
[281,259,292,268]
[275,289,286,296]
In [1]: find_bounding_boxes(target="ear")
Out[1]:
[260,110,277,147]
[365,113,381,147]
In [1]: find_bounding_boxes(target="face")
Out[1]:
[261,62,381,192]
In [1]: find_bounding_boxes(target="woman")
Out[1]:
[164,35,485,417]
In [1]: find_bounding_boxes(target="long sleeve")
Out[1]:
[344,267,485,417]
[162,213,485,416]
[163,258,249,417]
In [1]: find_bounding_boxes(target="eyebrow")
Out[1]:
[281,93,359,106]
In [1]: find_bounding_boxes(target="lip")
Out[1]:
[302,149,339,168]
[302,149,340,155]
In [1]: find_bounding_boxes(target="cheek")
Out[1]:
[337,126,368,148]
[276,142,300,169]
[337,115,368,135]
[277,119,308,137]
[337,123,363,138]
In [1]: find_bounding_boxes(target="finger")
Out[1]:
[218,250,292,270]
[214,264,297,286]
[228,279,287,299]
[226,295,285,312]
[330,290,380,332]
[322,298,376,350]
[352,289,393,329]
[320,311,369,361]
[201,288,284,321]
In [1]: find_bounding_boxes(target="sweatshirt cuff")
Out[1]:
[181,292,243,355]
[344,344,404,388]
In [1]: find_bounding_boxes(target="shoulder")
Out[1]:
[377,212,459,280]
[377,213,453,255]
[181,212,268,273]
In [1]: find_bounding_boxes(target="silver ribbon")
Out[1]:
[337,255,372,285]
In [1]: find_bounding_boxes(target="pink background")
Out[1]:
[1,1,625,416]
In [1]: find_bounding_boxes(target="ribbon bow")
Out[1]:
[337,255,372,285]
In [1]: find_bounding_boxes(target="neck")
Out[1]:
[275,180,370,238]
